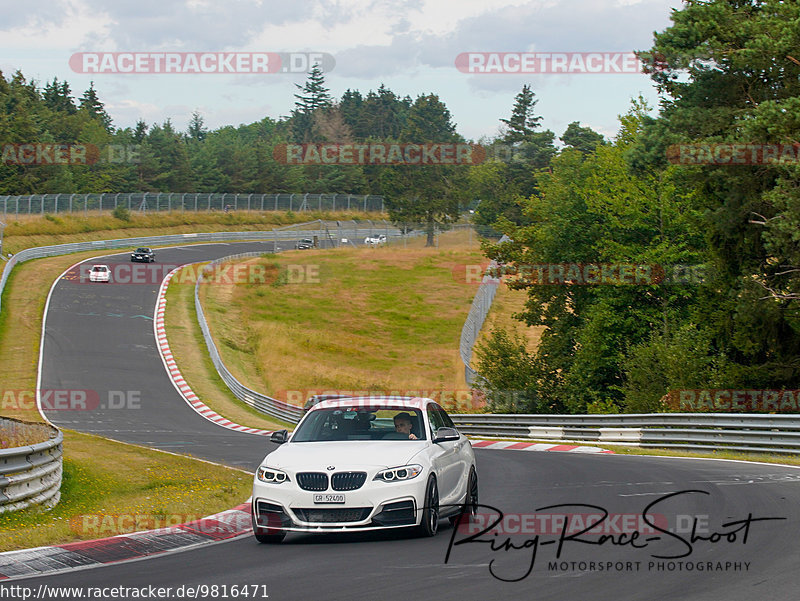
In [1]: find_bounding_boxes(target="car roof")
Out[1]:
[91,264,109,268]
[311,396,432,411]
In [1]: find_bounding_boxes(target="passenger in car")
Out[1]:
[393,412,418,440]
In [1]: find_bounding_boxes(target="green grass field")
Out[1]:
[200,230,484,410]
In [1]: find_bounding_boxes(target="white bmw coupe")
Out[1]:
[252,397,478,543]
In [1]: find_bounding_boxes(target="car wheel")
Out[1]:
[416,476,439,537]
[252,512,286,544]
[449,467,478,527]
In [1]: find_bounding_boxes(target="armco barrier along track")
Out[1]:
[0,419,62,513]
[452,412,800,455]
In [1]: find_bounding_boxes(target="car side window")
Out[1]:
[437,407,456,429]
[427,407,445,437]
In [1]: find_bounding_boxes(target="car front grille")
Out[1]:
[293,508,371,523]
[331,471,367,491]
[296,472,328,491]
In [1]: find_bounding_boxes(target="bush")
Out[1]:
[621,324,729,413]
[474,327,545,413]
[112,205,132,222]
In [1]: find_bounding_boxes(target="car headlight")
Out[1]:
[374,464,423,482]
[257,466,290,484]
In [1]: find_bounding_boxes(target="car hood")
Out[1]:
[263,441,425,471]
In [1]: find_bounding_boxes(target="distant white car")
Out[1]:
[89,264,111,283]
[252,396,478,543]
[364,234,387,246]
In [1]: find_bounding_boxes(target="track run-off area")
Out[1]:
[10,241,800,600]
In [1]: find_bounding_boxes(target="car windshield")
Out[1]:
[91,266,107,272]
[135,248,149,253]
[292,407,426,442]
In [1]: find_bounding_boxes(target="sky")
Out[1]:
[0,0,683,142]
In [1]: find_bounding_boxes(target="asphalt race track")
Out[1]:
[18,241,800,600]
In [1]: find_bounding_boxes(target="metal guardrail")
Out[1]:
[0,193,385,216]
[451,413,800,455]
[459,234,509,384]
[0,419,63,513]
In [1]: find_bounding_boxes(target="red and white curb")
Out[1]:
[0,504,253,580]
[154,267,272,436]
[471,440,614,454]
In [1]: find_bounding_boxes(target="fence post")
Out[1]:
[54,194,60,213]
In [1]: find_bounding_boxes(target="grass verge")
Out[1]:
[2,210,383,255]
[0,430,252,552]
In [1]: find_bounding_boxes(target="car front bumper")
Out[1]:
[252,477,426,532]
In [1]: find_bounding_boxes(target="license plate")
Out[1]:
[313,494,345,504]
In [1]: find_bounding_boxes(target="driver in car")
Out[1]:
[393,412,418,440]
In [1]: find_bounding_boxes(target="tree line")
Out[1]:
[476,0,800,414]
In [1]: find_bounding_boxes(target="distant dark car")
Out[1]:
[130,247,155,263]
[295,238,314,250]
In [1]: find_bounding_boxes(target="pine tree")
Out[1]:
[500,85,542,144]
[43,78,77,114]
[133,120,148,143]
[79,82,112,131]
[290,65,332,142]
[187,111,208,142]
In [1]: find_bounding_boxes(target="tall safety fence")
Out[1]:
[0,193,384,216]
[0,418,62,513]
[459,234,509,384]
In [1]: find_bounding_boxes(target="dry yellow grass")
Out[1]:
[473,281,545,362]
[2,209,383,254]
[201,231,484,407]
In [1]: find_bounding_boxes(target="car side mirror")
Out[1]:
[433,427,460,443]
[270,430,288,444]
